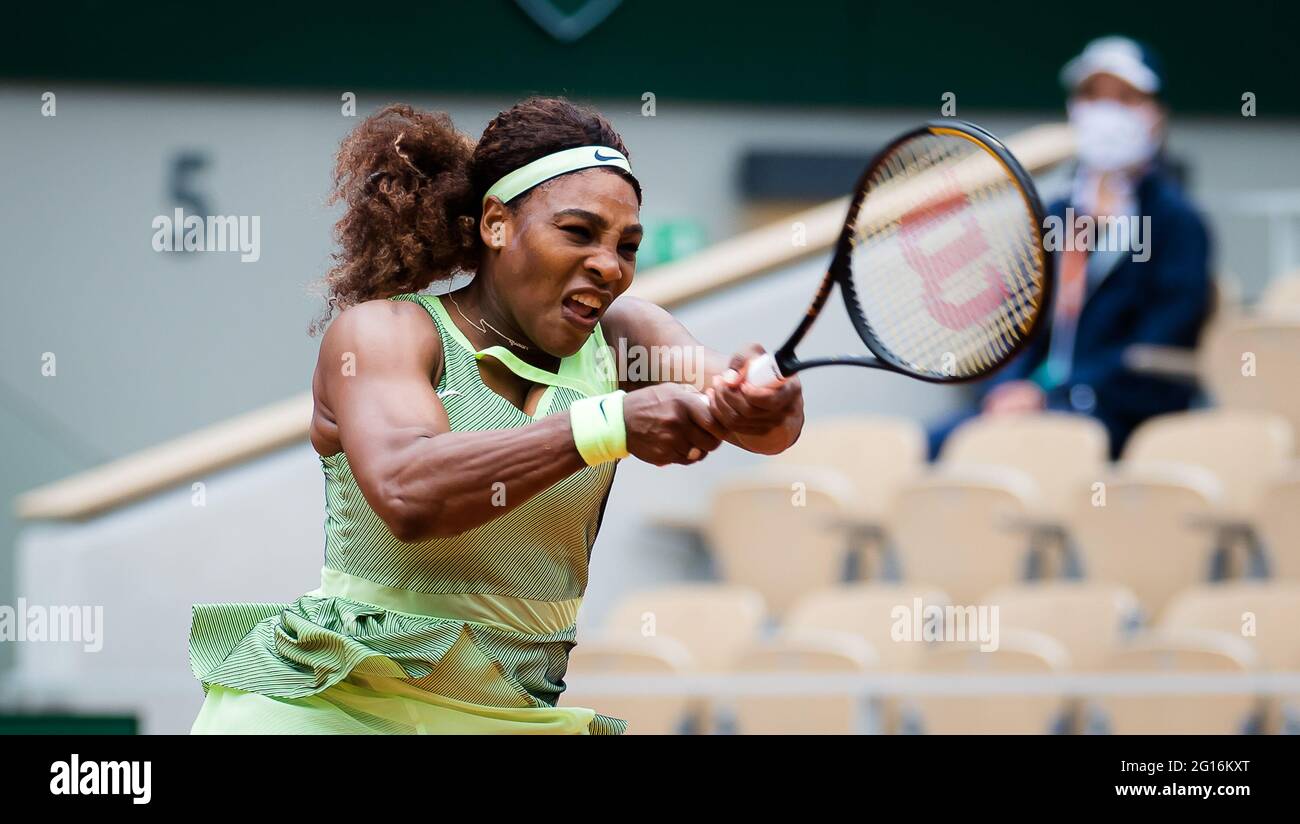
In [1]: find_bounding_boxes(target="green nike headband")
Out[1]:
[482,146,633,205]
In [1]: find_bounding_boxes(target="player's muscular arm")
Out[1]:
[320,301,587,542]
[602,296,803,455]
[601,295,731,391]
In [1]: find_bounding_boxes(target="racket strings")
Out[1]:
[858,142,982,370]
[880,140,1036,367]
[856,145,956,365]
[964,179,1043,357]
[899,146,1040,371]
[877,137,1040,366]
[850,131,1045,378]
[859,138,987,365]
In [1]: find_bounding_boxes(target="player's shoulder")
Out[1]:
[320,294,443,364]
[329,294,436,335]
[601,293,669,336]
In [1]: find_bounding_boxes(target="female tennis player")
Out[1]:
[188,98,804,734]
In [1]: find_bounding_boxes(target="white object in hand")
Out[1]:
[744,352,785,387]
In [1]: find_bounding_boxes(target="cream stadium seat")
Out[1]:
[940,412,1109,517]
[784,583,950,733]
[1254,472,1300,579]
[1258,270,1300,318]
[604,584,767,734]
[1199,315,1300,440]
[904,629,1071,734]
[773,416,927,519]
[564,634,694,735]
[1161,581,1300,733]
[1214,269,1245,316]
[1161,581,1300,670]
[785,583,952,673]
[982,582,1142,671]
[1086,629,1262,734]
[773,417,927,578]
[728,631,877,734]
[886,466,1039,605]
[604,584,766,672]
[1122,409,1293,518]
[704,468,855,615]
[1064,464,1223,620]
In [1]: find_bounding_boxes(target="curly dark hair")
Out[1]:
[309,97,639,335]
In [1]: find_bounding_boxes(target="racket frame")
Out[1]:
[767,118,1053,384]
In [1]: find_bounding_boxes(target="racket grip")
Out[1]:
[745,352,786,387]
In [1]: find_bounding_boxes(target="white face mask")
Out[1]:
[1068,99,1161,172]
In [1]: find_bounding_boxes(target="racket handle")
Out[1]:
[745,352,786,387]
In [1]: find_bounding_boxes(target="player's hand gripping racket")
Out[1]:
[745,119,1052,387]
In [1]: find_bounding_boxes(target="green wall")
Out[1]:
[5,1,1297,115]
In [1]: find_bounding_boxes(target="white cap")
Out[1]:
[1061,36,1162,94]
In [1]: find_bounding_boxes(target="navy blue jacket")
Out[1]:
[984,164,1213,457]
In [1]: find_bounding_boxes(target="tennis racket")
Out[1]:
[745,119,1052,387]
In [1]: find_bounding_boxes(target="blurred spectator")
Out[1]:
[929,36,1213,459]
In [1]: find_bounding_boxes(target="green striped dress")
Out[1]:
[188,292,625,734]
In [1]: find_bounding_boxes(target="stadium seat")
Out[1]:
[728,631,877,734]
[1085,629,1262,734]
[785,583,952,672]
[784,583,950,733]
[886,466,1039,605]
[564,634,694,735]
[1161,581,1300,732]
[982,582,1142,670]
[704,468,855,615]
[940,412,1109,517]
[1199,316,1300,441]
[604,584,766,672]
[1064,464,1223,620]
[604,584,767,733]
[1254,472,1300,579]
[1161,581,1300,669]
[1214,269,1245,311]
[1258,269,1300,318]
[773,417,926,578]
[903,629,1071,734]
[1122,409,1293,518]
[773,415,927,519]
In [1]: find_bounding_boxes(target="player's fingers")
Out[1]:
[740,375,802,411]
[727,344,766,387]
[713,376,761,418]
[711,380,774,435]
[707,383,744,429]
[685,390,727,442]
[683,424,721,457]
[716,375,791,426]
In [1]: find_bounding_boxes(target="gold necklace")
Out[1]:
[447,293,530,351]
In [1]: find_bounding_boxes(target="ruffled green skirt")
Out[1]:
[188,567,625,735]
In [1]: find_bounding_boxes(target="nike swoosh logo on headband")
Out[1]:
[593,150,620,161]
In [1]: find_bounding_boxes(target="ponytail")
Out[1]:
[310,104,478,335]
